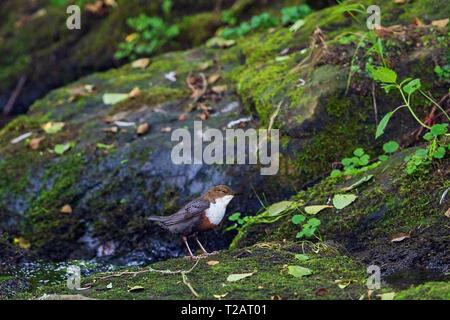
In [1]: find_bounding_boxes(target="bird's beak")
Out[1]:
[232,191,242,196]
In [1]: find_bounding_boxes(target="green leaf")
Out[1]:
[288,266,313,278]
[226,272,254,282]
[54,142,73,155]
[430,123,448,137]
[294,254,309,261]
[383,141,399,153]
[423,132,434,141]
[332,194,358,210]
[402,78,421,95]
[228,212,241,221]
[266,201,296,216]
[304,205,333,215]
[42,122,65,134]
[358,154,370,166]
[102,93,129,105]
[375,111,393,139]
[291,214,306,224]
[415,148,428,159]
[433,146,446,159]
[307,218,321,227]
[341,158,353,167]
[367,65,397,83]
[289,19,305,32]
[96,143,114,150]
[378,155,389,162]
[353,148,365,157]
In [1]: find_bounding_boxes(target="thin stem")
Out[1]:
[419,90,450,122]
[397,85,431,130]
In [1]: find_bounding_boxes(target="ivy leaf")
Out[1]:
[304,205,333,215]
[288,266,313,278]
[376,111,394,139]
[402,78,421,95]
[383,141,399,153]
[291,214,306,224]
[367,65,397,83]
[332,194,358,210]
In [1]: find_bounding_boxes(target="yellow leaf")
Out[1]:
[13,237,30,250]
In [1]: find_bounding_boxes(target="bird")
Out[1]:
[148,185,237,259]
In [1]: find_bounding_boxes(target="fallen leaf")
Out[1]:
[11,132,32,144]
[54,142,73,155]
[197,60,214,71]
[304,205,333,215]
[332,194,358,210]
[114,121,136,127]
[445,208,450,218]
[60,204,72,214]
[102,126,118,133]
[125,33,138,42]
[335,279,353,289]
[266,201,296,216]
[377,292,395,300]
[212,85,227,94]
[13,237,30,250]
[288,266,312,278]
[102,93,129,105]
[106,283,113,289]
[226,272,254,282]
[271,295,282,300]
[206,37,236,48]
[96,143,114,150]
[207,73,221,85]
[390,232,410,243]
[29,137,44,150]
[42,122,65,134]
[431,18,449,28]
[341,175,373,191]
[197,112,209,121]
[161,126,172,133]
[207,260,220,266]
[275,56,290,62]
[412,17,425,27]
[131,58,150,69]
[315,288,329,297]
[128,87,141,98]
[213,293,228,299]
[290,19,305,32]
[137,123,149,135]
[393,0,405,4]
[164,71,177,82]
[127,286,145,292]
[178,113,188,121]
[294,254,309,262]
[85,0,104,14]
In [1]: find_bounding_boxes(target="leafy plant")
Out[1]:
[115,14,179,60]
[292,215,321,239]
[331,147,374,177]
[434,64,450,81]
[221,10,238,26]
[220,12,278,39]
[281,5,312,25]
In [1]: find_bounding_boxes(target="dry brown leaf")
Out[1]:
[197,112,209,121]
[412,17,425,27]
[85,0,104,13]
[131,58,150,69]
[178,113,188,121]
[29,137,44,150]
[271,295,282,300]
[137,123,149,135]
[60,204,72,214]
[390,232,410,243]
[128,286,145,292]
[431,18,449,28]
[445,208,450,218]
[128,87,141,98]
[207,260,220,266]
[212,85,227,94]
[208,73,221,85]
[393,0,405,4]
[213,293,228,299]
[102,126,118,133]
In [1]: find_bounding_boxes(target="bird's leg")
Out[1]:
[182,236,196,259]
[195,236,218,256]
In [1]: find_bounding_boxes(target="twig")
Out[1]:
[371,81,378,127]
[3,76,26,115]
[182,272,200,298]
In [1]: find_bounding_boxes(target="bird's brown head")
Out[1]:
[202,185,237,202]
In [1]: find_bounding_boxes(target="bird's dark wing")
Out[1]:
[160,198,210,226]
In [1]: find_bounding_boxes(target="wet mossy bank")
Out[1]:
[0,0,449,299]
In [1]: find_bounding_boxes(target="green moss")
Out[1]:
[395,281,450,300]
[16,242,369,300]
[178,12,221,47]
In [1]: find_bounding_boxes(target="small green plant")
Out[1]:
[434,64,450,81]
[378,140,399,161]
[280,5,312,25]
[221,9,238,26]
[292,214,321,239]
[220,12,278,39]
[331,147,373,177]
[115,14,179,60]
[404,123,449,174]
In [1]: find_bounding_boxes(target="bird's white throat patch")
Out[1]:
[206,195,234,225]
